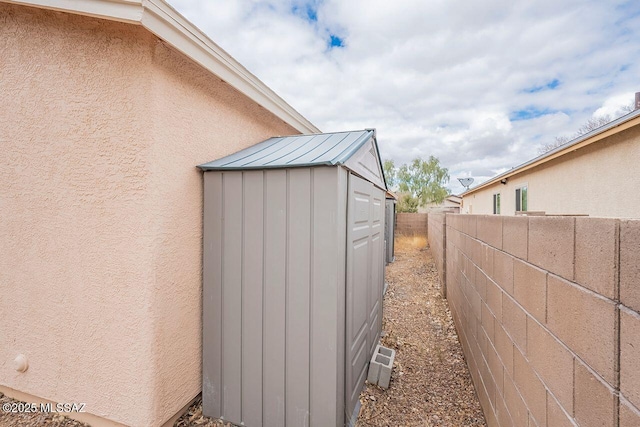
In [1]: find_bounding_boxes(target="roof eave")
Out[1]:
[197,161,338,172]
[462,109,640,197]
[2,0,320,134]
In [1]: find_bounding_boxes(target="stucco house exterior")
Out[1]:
[0,1,318,426]
[419,194,461,213]
[460,108,640,218]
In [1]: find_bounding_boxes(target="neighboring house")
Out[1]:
[1,1,318,426]
[460,108,640,218]
[419,194,461,213]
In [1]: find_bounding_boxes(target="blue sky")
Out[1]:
[172,0,640,194]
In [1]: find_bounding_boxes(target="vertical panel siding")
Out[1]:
[310,167,342,426]
[335,168,348,426]
[204,167,355,427]
[344,173,386,423]
[263,170,287,426]
[242,171,264,426]
[203,172,223,417]
[222,173,243,421]
[369,192,383,356]
[345,174,373,418]
[286,169,311,426]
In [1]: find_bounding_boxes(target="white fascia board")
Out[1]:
[141,0,320,133]
[3,0,320,134]
[5,0,144,23]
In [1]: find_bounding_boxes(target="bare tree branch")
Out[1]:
[538,102,635,154]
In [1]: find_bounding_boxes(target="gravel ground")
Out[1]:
[1,235,485,427]
[356,234,486,427]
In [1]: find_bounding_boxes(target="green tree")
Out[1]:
[397,156,450,207]
[383,156,450,212]
[383,159,397,188]
[396,193,419,213]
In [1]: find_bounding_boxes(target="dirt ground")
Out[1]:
[356,234,486,427]
[1,235,485,427]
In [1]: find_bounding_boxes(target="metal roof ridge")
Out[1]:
[331,130,375,165]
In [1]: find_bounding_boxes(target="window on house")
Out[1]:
[493,193,501,214]
[515,186,528,212]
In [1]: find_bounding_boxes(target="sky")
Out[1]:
[171,0,640,194]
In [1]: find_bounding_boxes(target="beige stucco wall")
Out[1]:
[0,4,296,426]
[462,125,640,218]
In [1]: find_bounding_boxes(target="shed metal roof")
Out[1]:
[198,129,387,190]
[199,130,374,170]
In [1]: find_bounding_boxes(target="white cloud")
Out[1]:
[593,93,635,118]
[171,0,640,195]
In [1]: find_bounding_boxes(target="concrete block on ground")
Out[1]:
[367,344,395,389]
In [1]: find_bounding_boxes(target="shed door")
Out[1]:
[345,173,384,420]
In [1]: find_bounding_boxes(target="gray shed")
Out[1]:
[384,191,397,265]
[199,129,387,427]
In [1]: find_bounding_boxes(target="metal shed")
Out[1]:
[199,129,387,427]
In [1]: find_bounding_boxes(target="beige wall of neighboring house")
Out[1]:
[462,114,640,218]
[419,195,461,213]
[0,2,311,426]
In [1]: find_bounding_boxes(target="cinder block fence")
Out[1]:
[428,213,640,427]
[428,213,446,298]
[396,212,428,235]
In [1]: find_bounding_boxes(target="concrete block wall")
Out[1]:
[428,212,446,297]
[438,213,640,427]
[396,212,428,235]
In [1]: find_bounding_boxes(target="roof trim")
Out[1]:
[3,0,320,134]
[462,108,640,196]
